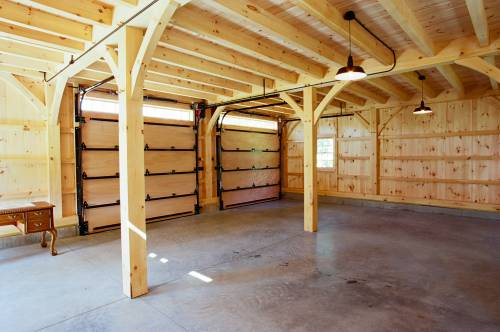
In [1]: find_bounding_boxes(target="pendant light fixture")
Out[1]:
[335,11,367,81]
[413,74,432,115]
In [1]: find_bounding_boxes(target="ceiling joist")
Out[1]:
[0,0,93,42]
[161,27,298,83]
[211,0,346,67]
[171,5,327,78]
[291,0,393,66]
[31,0,114,26]
[465,0,489,47]
[153,46,273,88]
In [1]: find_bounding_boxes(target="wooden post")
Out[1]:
[118,26,148,298]
[280,82,348,233]
[370,108,380,195]
[45,78,68,223]
[281,121,288,191]
[47,122,62,221]
[303,86,318,232]
[102,0,179,299]
[204,106,225,208]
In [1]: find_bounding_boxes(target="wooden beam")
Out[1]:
[353,111,370,130]
[15,74,45,105]
[291,0,393,65]
[153,46,272,88]
[364,77,412,100]
[455,57,500,83]
[148,60,252,93]
[172,6,326,78]
[484,56,498,89]
[47,121,62,221]
[377,0,435,56]
[204,106,225,206]
[103,46,119,78]
[144,71,233,97]
[0,21,85,52]
[31,0,114,25]
[117,26,147,299]
[131,0,179,97]
[212,0,346,66]
[370,108,379,194]
[302,86,317,232]
[314,82,350,123]
[348,84,389,104]
[161,27,298,83]
[223,31,500,105]
[279,92,303,119]
[333,91,366,106]
[144,81,215,101]
[0,72,44,111]
[400,72,442,98]
[0,63,45,79]
[280,84,349,232]
[0,52,56,73]
[0,0,93,42]
[46,77,68,125]
[73,68,215,101]
[0,38,64,63]
[92,58,252,93]
[436,65,464,95]
[465,0,489,47]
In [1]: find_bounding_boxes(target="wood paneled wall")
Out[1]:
[283,95,500,212]
[0,80,48,204]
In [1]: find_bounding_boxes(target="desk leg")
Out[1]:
[49,229,58,256]
[41,231,47,248]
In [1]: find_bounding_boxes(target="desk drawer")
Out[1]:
[0,213,25,224]
[27,209,50,221]
[26,217,51,233]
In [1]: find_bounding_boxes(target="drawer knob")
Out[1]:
[34,222,42,227]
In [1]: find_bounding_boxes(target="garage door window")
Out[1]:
[81,98,193,121]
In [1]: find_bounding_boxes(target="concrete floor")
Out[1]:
[1,198,499,332]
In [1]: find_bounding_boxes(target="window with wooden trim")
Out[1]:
[317,138,335,168]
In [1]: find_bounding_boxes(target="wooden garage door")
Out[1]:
[79,112,197,233]
[218,123,281,209]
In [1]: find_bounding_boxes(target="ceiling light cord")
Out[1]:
[421,77,424,101]
[207,11,397,109]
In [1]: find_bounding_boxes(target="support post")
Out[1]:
[204,106,225,208]
[280,82,348,232]
[370,108,380,195]
[303,86,318,232]
[118,26,148,298]
[45,78,68,223]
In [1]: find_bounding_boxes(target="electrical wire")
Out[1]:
[44,0,162,83]
[207,11,397,109]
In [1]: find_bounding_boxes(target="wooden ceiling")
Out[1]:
[0,0,498,116]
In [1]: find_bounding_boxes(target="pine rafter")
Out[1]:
[171,5,327,78]
[291,0,393,66]
[0,0,93,42]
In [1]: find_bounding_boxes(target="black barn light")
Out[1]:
[413,74,432,115]
[335,11,367,81]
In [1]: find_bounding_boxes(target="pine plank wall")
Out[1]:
[283,95,500,212]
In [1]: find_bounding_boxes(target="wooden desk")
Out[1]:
[0,202,57,255]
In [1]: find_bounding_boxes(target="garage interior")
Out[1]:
[0,0,499,331]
